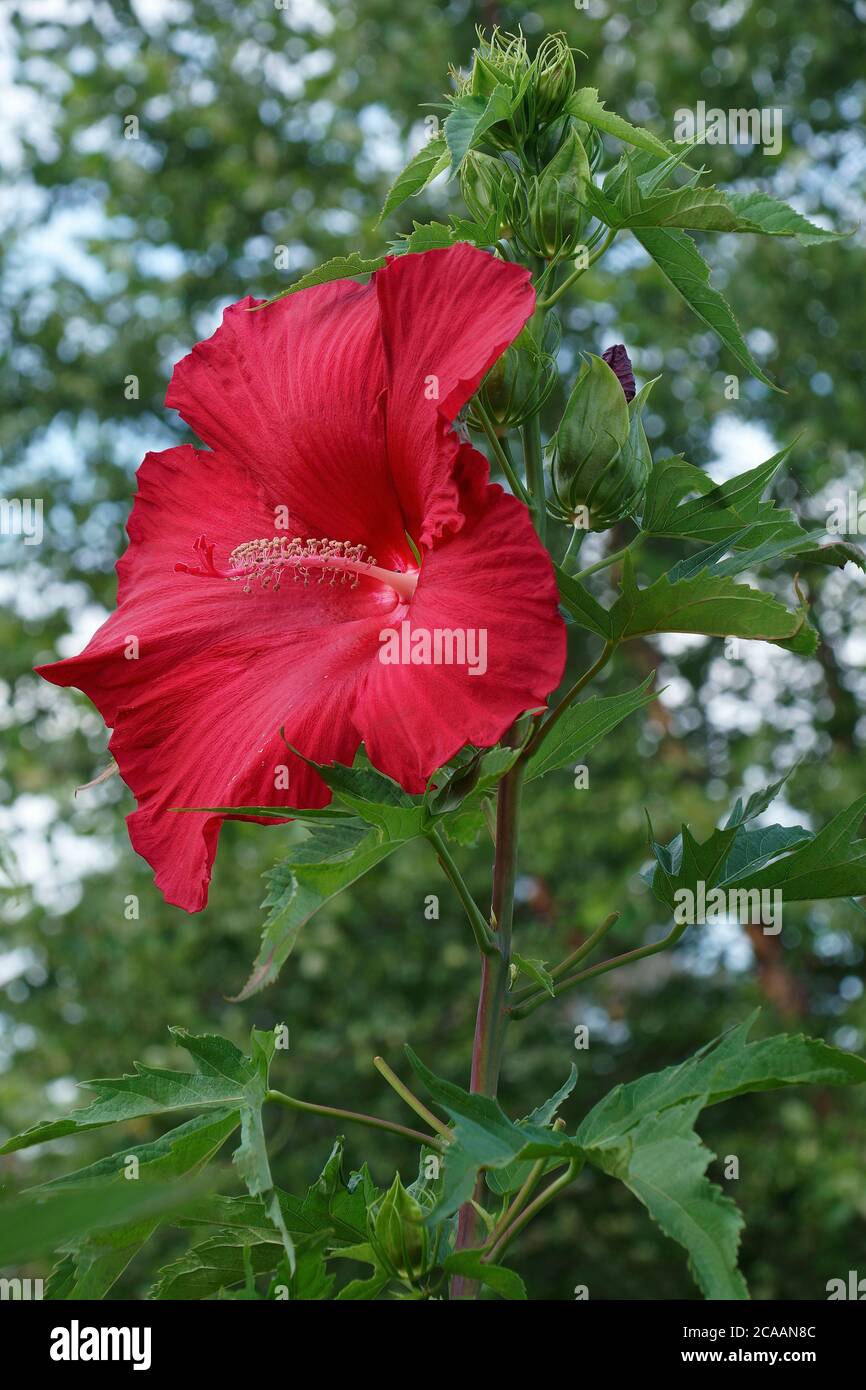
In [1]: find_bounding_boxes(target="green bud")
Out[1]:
[473,314,561,429]
[516,124,590,259]
[552,353,642,530]
[468,29,529,96]
[532,33,577,127]
[459,150,517,230]
[373,1175,429,1280]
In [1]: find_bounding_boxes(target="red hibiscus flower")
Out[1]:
[38,246,566,911]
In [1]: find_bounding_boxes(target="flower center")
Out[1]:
[175,534,418,601]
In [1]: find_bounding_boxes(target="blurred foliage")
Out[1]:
[1,0,864,1299]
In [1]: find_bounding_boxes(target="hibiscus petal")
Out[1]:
[359,445,567,789]
[165,285,408,566]
[374,245,535,547]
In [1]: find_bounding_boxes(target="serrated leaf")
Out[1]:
[640,447,803,546]
[593,1099,748,1299]
[0,1177,210,1268]
[525,676,657,781]
[390,217,497,255]
[610,552,812,649]
[717,823,812,885]
[567,88,670,159]
[427,746,519,814]
[152,1225,286,1300]
[633,227,779,389]
[576,1012,866,1151]
[1,1028,295,1280]
[724,794,866,902]
[238,820,410,999]
[487,1067,578,1197]
[725,190,849,245]
[294,755,427,839]
[443,85,513,169]
[0,1033,256,1153]
[378,136,449,222]
[405,1048,576,1220]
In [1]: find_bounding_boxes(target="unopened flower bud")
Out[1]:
[472,315,561,429]
[459,150,517,231]
[532,33,576,127]
[373,1175,429,1280]
[513,124,590,259]
[552,353,641,530]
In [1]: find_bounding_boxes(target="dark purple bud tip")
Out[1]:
[602,344,636,402]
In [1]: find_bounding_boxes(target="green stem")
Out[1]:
[538,227,617,309]
[451,746,526,1297]
[509,920,688,1020]
[482,1159,580,1263]
[573,538,637,582]
[265,1089,444,1150]
[372,1056,454,1141]
[473,400,530,504]
[510,910,620,1003]
[427,827,497,955]
[521,412,546,543]
[483,1150,549,1251]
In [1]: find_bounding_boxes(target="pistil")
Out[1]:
[176,534,418,601]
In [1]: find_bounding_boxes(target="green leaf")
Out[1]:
[0,1032,257,1152]
[238,819,411,999]
[555,565,614,638]
[40,1110,238,1299]
[256,253,386,308]
[294,754,427,839]
[511,953,555,997]
[389,216,498,255]
[724,794,866,902]
[576,1012,866,1151]
[725,190,849,246]
[378,136,449,222]
[487,1067,578,1197]
[593,1099,748,1300]
[427,746,519,815]
[646,771,798,909]
[1,1028,296,1278]
[609,552,813,649]
[633,227,780,389]
[405,1048,575,1220]
[567,88,670,159]
[443,1250,527,1300]
[525,676,657,781]
[640,447,803,546]
[717,823,812,885]
[443,85,513,169]
[278,1138,378,1245]
[269,1233,335,1300]
[0,1176,210,1268]
[336,1272,391,1300]
[152,1225,287,1300]
[667,530,862,583]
